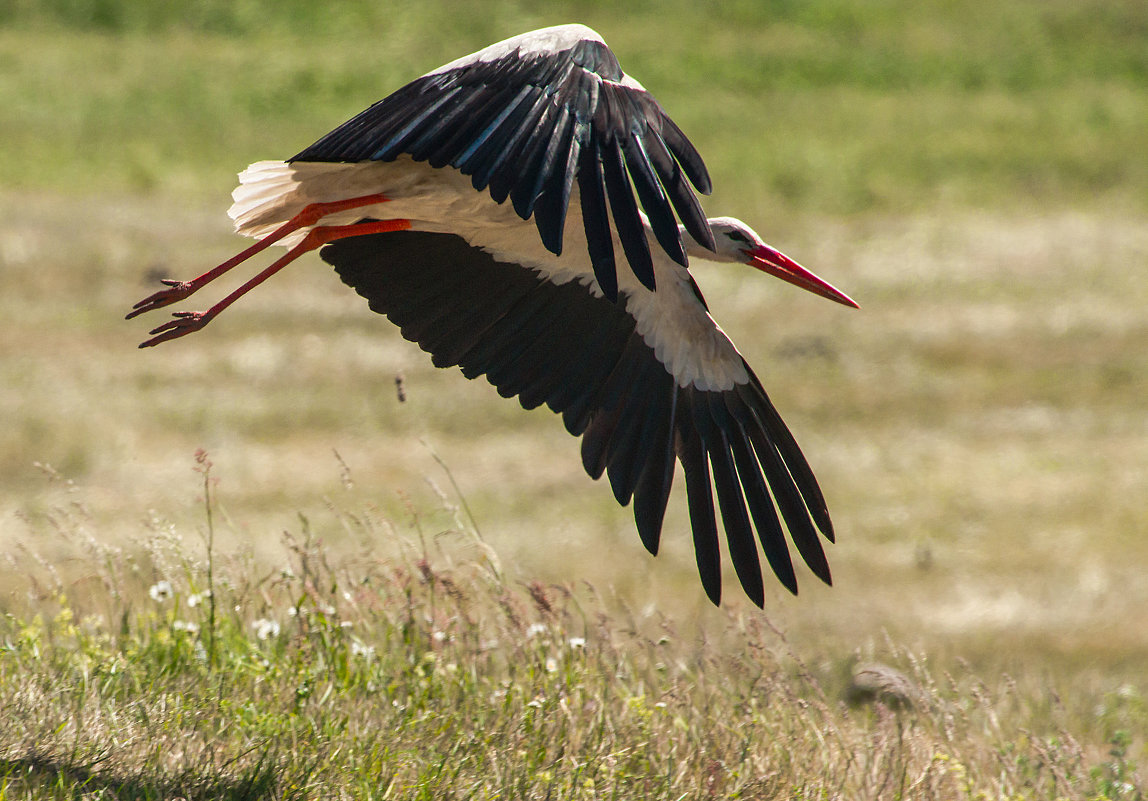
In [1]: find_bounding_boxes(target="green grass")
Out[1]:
[1,0,1147,795]
[0,0,1145,212]
[2,471,1144,799]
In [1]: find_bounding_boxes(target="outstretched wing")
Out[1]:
[292,24,716,302]
[320,230,834,607]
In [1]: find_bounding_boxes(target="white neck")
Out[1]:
[682,221,738,264]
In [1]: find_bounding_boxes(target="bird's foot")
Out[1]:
[126,279,197,320]
[139,310,215,348]
[128,214,410,348]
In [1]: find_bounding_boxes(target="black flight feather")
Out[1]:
[320,229,833,606]
[291,26,715,298]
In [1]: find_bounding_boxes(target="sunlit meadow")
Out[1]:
[1,0,1146,797]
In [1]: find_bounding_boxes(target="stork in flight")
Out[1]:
[127,24,857,608]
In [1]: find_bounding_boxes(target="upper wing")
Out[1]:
[320,229,834,607]
[291,24,717,302]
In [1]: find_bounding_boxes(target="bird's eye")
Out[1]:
[727,231,749,243]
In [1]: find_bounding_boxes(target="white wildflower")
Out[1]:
[545,657,558,674]
[187,590,211,607]
[173,620,199,634]
[568,637,586,649]
[526,623,547,638]
[252,618,280,640]
[351,641,376,660]
[148,581,173,603]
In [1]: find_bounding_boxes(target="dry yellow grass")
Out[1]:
[4,508,1138,799]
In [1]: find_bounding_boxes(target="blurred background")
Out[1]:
[1,0,1146,686]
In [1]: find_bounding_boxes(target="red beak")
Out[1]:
[745,245,859,308]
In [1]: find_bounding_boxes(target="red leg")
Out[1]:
[138,217,412,348]
[126,192,392,320]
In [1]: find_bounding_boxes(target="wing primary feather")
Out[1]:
[552,311,636,434]
[456,84,536,186]
[659,114,712,195]
[676,398,722,606]
[527,82,577,195]
[483,86,549,202]
[318,105,415,162]
[405,92,479,162]
[697,392,764,607]
[529,106,576,253]
[641,130,716,253]
[737,374,834,541]
[722,393,799,594]
[604,390,654,505]
[621,361,678,498]
[488,111,551,203]
[606,367,672,506]
[509,101,562,219]
[370,86,464,161]
[562,326,641,440]
[632,385,677,555]
[744,422,833,586]
[705,420,765,608]
[426,84,519,170]
[534,118,584,257]
[591,330,646,415]
[576,137,618,301]
[623,133,686,267]
[581,406,620,480]
[602,138,655,291]
[415,83,503,168]
[505,59,575,217]
[580,327,654,481]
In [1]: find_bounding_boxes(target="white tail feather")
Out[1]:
[228,160,309,242]
[228,159,426,248]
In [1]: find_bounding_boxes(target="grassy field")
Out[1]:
[1,0,1147,796]
[2,491,1143,799]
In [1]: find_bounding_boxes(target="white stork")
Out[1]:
[127,24,858,607]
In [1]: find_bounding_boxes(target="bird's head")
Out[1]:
[698,217,858,308]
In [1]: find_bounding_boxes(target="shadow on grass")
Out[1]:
[0,752,282,800]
